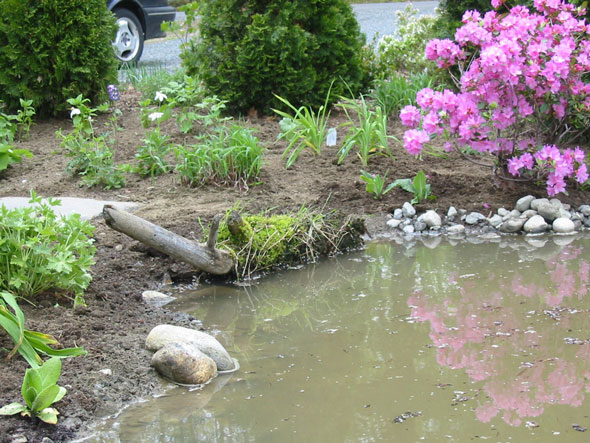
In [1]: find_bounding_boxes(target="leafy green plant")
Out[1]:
[0,192,97,304]
[0,143,32,173]
[132,128,173,178]
[0,291,86,368]
[57,95,125,189]
[360,170,396,200]
[0,357,67,424]
[337,95,394,166]
[183,0,367,114]
[15,99,35,139]
[391,170,436,204]
[273,90,332,168]
[0,0,118,116]
[175,124,264,186]
[370,72,440,118]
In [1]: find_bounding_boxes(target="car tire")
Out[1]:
[112,8,144,65]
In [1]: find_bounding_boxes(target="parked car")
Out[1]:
[107,0,176,64]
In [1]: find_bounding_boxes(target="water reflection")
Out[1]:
[87,234,590,442]
[409,238,590,427]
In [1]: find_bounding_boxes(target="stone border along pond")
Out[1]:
[383,195,590,240]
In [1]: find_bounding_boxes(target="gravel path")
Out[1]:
[137,1,439,73]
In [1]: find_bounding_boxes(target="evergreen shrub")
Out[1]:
[0,0,118,116]
[182,0,367,115]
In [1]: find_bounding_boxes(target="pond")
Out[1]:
[85,233,590,442]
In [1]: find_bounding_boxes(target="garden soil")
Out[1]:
[0,88,588,442]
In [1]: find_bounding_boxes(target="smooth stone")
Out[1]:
[146,325,234,371]
[386,218,402,229]
[393,208,403,220]
[558,208,571,219]
[509,209,521,218]
[497,208,509,217]
[499,217,525,233]
[421,210,442,228]
[447,206,458,219]
[549,198,563,209]
[537,201,560,222]
[573,219,583,230]
[447,224,465,234]
[488,214,503,228]
[98,368,112,377]
[152,342,217,385]
[402,225,415,234]
[465,212,486,225]
[530,198,549,211]
[521,209,537,219]
[523,215,550,233]
[552,217,575,234]
[142,290,175,307]
[578,205,590,216]
[402,202,416,218]
[414,221,427,232]
[515,195,535,212]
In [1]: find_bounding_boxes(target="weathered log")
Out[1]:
[102,205,234,275]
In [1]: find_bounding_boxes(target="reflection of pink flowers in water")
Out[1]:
[409,244,590,427]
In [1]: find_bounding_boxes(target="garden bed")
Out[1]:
[0,88,588,442]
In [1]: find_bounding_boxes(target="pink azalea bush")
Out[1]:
[399,0,590,196]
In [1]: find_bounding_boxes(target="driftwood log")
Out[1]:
[102,205,234,275]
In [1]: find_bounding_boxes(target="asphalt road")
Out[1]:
[138,1,439,72]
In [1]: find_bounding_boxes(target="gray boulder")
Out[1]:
[152,342,217,385]
[447,206,458,219]
[402,202,416,217]
[578,205,590,216]
[515,195,535,212]
[146,325,235,371]
[523,215,550,234]
[499,218,525,233]
[537,201,560,222]
[530,198,549,211]
[421,210,442,228]
[447,224,465,235]
[488,214,503,228]
[553,217,575,234]
[386,218,402,229]
[465,212,486,225]
[393,208,403,220]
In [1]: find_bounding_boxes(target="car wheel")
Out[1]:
[112,8,144,64]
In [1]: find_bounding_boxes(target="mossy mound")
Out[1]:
[216,209,364,278]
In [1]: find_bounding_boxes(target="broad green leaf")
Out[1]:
[0,402,27,415]
[391,178,415,194]
[37,357,62,389]
[23,385,37,409]
[37,407,59,425]
[31,384,61,413]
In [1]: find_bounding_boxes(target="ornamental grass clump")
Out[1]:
[400,0,590,197]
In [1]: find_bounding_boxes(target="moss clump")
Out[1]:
[215,209,363,278]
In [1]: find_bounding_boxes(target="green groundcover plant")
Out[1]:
[0,192,96,305]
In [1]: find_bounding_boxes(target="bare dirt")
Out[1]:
[0,88,588,442]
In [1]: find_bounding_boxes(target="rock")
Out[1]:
[402,202,416,218]
[558,208,571,219]
[393,208,403,220]
[552,217,575,234]
[447,206,458,219]
[421,210,442,228]
[523,215,550,233]
[152,342,217,385]
[537,201,560,222]
[499,218,525,233]
[530,198,549,211]
[515,195,535,212]
[585,218,590,228]
[488,214,503,228]
[549,198,563,209]
[573,219,583,230]
[98,368,113,377]
[447,224,465,235]
[465,212,486,225]
[142,290,175,307]
[497,208,509,217]
[521,210,537,219]
[146,325,235,371]
[402,224,415,234]
[509,209,521,218]
[386,218,402,229]
[578,205,590,216]
[414,221,427,232]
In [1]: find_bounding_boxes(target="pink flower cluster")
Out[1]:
[400,0,590,196]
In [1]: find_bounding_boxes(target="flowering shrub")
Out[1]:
[400,0,590,196]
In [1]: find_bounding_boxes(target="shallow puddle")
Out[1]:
[86,234,590,442]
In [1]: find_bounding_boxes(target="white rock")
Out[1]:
[146,325,235,371]
[497,208,509,217]
[509,209,521,218]
[402,225,415,234]
[447,206,458,218]
[521,210,537,219]
[549,198,563,209]
[537,201,560,222]
[558,208,571,219]
[447,224,465,234]
[578,205,590,216]
[386,219,402,229]
[422,210,442,228]
[523,215,550,233]
[552,217,575,234]
[515,195,535,212]
[465,212,486,225]
[402,202,416,218]
[99,368,112,377]
[488,214,503,228]
[499,218,525,233]
[152,342,217,385]
[393,208,403,220]
[530,198,549,211]
[142,290,176,307]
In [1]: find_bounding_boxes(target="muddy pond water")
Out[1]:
[87,234,590,442]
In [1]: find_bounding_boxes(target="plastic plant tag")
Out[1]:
[326,128,337,147]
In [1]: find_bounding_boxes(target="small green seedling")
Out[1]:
[360,170,396,200]
[391,170,436,204]
[0,357,67,424]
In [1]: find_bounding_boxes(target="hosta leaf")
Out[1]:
[0,402,27,416]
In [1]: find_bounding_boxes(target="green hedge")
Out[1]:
[0,0,118,116]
